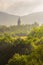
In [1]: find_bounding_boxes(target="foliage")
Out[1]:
[7,45,43,65]
[0,25,43,65]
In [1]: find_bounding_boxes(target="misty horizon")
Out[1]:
[0,0,43,26]
[0,12,43,26]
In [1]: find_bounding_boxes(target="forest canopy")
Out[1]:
[0,24,43,65]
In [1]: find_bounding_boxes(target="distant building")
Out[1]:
[18,17,21,26]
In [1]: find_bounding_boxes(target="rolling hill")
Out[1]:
[0,12,43,26]
[0,12,18,26]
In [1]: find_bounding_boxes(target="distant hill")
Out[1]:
[0,12,43,26]
[0,12,18,26]
[21,12,43,25]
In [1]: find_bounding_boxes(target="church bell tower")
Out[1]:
[18,17,21,26]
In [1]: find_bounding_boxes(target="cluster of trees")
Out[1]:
[0,25,43,65]
[0,36,33,65]
[7,45,43,65]
[0,22,39,36]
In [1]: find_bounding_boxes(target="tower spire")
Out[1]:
[18,17,21,26]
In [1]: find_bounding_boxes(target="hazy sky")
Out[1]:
[0,0,43,16]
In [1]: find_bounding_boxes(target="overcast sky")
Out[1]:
[0,0,43,16]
